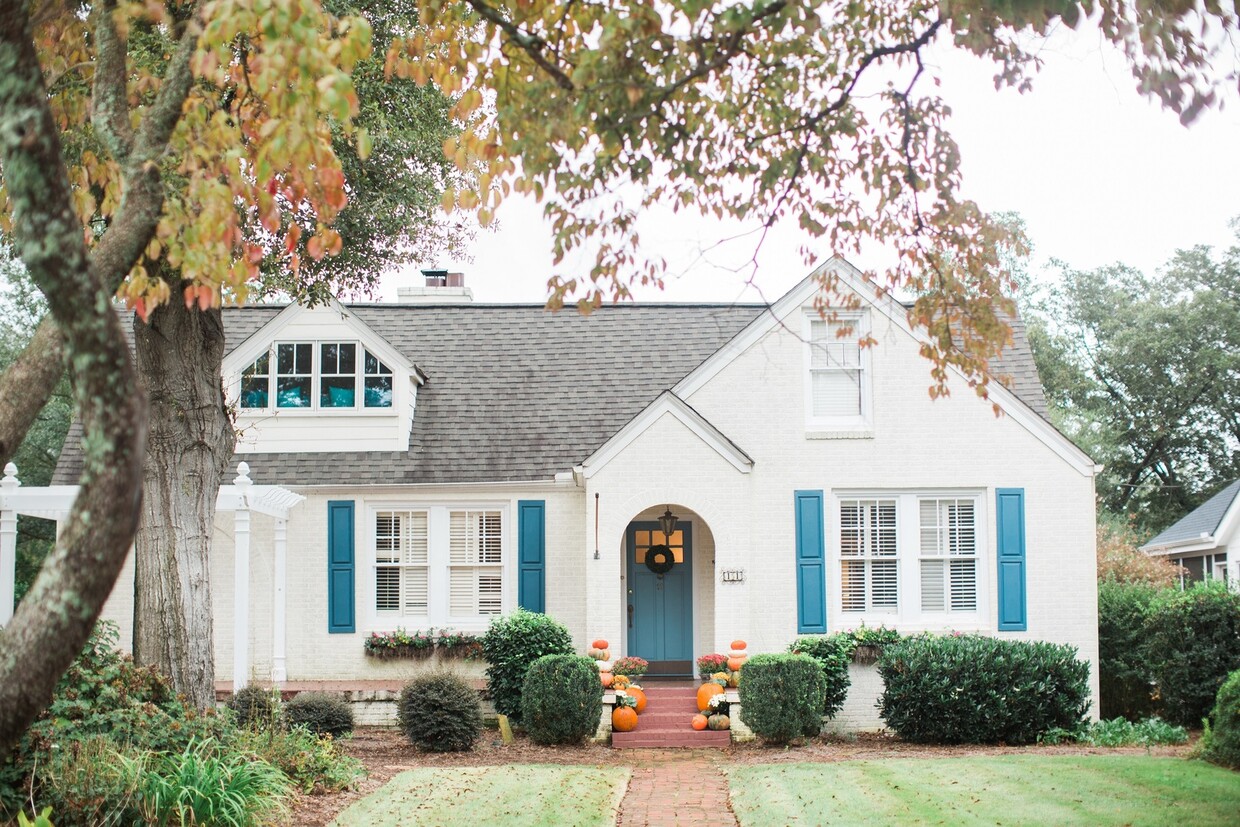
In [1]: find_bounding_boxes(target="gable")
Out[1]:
[1142,479,1240,552]
[674,257,1092,476]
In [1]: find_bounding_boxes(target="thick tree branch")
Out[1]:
[0,2,147,756]
[0,2,203,470]
[0,317,62,467]
[465,0,575,90]
[91,0,134,163]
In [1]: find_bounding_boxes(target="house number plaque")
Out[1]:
[720,568,745,583]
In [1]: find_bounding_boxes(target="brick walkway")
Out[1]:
[617,751,736,827]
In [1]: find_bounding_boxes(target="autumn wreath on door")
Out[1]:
[645,544,675,574]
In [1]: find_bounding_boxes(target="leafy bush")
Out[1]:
[480,609,573,722]
[232,726,363,793]
[1042,717,1188,747]
[521,654,604,745]
[398,672,483,752]
[0,623,356,823]
[228,685,282,730]
[787,635,852,717]
[1096,520,1183,588]
[737,654,827,744]
[122,739,291,827]
[1145,583,1240,727]
[1098,579,1159,719]
[1201,669,1240,769]
[285,691,354,737]
[878,634,1090,745]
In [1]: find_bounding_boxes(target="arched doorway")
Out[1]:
[624,505,706,677]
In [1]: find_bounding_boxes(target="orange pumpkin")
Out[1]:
[730,640,747,650]
[612,674,632,690]
[612,706,638,732]
[628,687,648,714]
[600,672,614,688]
[727,657,745,671]
[697,682,724,712]
[691,714,709,731]
[592,639,609,650]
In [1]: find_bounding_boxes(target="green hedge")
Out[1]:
[1097,580,1159,719]
[878,635,1090,744]
[480,609,574,724]
[787,635,852,718]
[285,692,354,738]
[737,654,827,744]
[1146,583,1240,727]
[1202,669,1240,769]
[521,655,603,745]
[397,672,482,752]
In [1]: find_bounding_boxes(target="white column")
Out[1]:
[0,463,19,626]
[233,463,252,692]
[271,517,287,683]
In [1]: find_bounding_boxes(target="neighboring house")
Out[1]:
[45,257,1100,710]
[1141,480,1239,588]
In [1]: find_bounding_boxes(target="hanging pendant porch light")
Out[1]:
[658,506,678,541]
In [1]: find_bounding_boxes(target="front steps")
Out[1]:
[612,683,730,748]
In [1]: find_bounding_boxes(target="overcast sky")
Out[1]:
[383,21,1240,305]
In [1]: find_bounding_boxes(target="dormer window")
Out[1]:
[240,341,394,411]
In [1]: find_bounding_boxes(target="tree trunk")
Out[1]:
[132,295,235,710]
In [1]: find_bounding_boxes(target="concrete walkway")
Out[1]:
[616,751,737,827]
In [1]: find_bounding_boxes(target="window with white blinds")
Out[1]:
[375,511,429,616]
[808,317,864,419]
[840,499,898,612]
[449,510,503,617]
[919,499,978,612]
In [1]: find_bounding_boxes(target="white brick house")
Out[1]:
[48,257,1100,711]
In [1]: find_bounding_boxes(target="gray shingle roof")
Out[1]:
[1142,479,1240,550]
[53,301,1051,486]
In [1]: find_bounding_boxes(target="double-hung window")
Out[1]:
[449,511,503,617]
[919,499,978,613]
[806,312,870,430]
[239,341,394,411]
[839,499,898,612]
[834,492,983,625]
[375,511,428,617]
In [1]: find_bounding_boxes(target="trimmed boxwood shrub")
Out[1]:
[878,634,1090,744]
[738,653,827,744]
[1145,582,1240,727]
[1201,669,1240,769]
[285,692,354,737]
[228,685,280,730]
[397,672,482,752]
[521,654,604,745]
[1098,580,1159,719]
[480,609,574,723]
[787,635,852,718]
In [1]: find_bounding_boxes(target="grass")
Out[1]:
[330,764,627,827]
[727,755,1240,826]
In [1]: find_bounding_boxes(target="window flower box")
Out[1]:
[363,628,483,660]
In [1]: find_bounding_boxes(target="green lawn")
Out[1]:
[727,755,1240,826]
[330,764,627,827]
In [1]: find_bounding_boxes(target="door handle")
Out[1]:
[627,604,634,628]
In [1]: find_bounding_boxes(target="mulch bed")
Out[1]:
[288,727,1198,826]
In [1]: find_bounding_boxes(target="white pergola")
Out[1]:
[0,461,304,691]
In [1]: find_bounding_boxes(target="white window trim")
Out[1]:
[830,490,989,631]
[803,309,873,435]
[364,500,513,633]
[239,339,397,416]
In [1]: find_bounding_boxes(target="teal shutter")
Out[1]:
[327,500,355,633]
[996,488,1027,631]
[794,490,827,634]
[517,500,546,613]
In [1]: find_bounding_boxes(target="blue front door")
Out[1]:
[626,521,693,677]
